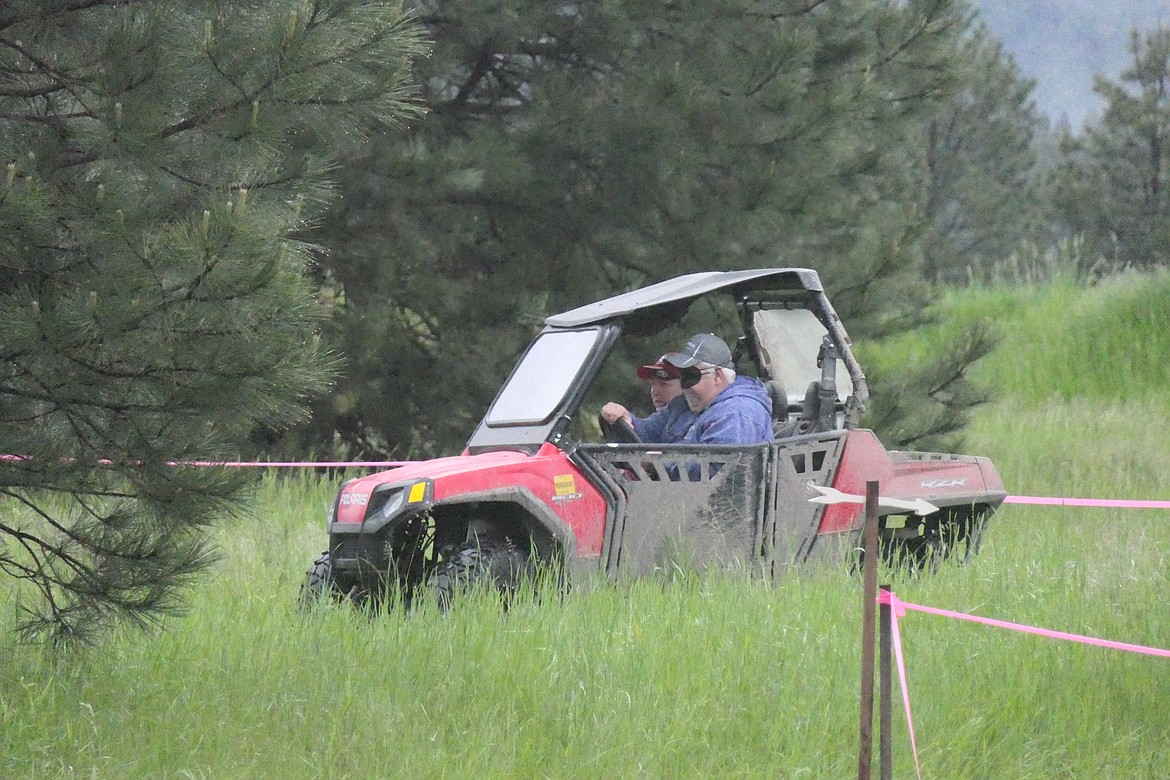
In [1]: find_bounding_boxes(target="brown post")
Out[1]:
[858,480,879,780]
[879,585,893,780]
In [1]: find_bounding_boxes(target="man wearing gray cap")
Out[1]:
[601,333,774,446]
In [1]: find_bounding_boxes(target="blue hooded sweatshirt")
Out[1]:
[632,394,698,443]
[680,375,775,446]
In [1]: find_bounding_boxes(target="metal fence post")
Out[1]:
[858,480,879,780]
[880,584,892,780]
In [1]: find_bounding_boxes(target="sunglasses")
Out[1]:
[680,367,716,389]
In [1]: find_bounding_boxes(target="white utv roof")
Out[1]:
[544,268,823,328]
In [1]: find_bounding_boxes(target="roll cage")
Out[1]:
[466,268,869,454]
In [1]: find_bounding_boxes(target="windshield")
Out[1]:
[485,329,602,426]
[753,308,852,405]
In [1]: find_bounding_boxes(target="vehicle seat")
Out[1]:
[763,380,789,426]
[774,381,825,438]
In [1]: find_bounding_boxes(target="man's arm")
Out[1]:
[694,405,770,445]
[631,406,670,442]
[602,401,669,441]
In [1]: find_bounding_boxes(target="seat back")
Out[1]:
[763,380,789,425]
[774,381,828,438]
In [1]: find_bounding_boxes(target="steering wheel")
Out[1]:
[599,415,643,444]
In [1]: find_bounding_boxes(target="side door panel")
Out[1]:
[766,432,847,574]
[577,444,770,579]
[577,434,847,580]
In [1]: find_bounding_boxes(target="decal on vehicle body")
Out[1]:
[921,478,968,489]
[552,492,583,503]
[339,492,369,505]
[552,474,582,503]
[554,474,577,496]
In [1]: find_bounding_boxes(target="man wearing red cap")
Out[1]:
[601,355,697,443]
[643,354,685,412]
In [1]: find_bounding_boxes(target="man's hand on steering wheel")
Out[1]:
[599,402,643,444]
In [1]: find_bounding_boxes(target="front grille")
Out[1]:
[330,533,388,574]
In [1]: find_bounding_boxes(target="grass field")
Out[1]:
[3,273,1170,778]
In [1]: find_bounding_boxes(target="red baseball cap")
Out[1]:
[636,355,681,381]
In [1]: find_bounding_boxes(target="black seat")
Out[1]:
[763,380,789,425]
[774,381,826,438]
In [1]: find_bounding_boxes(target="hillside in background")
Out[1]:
[974,0,1170,130]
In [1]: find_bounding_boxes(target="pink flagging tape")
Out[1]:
[3,454,1170,503]
[1005,495,1170,509]
[0,456,1169,497]
[876,589,1170,778]
[174,460,418,469]
[884,591,923,779]
[883,593,1170,657]
[0,454,417,469]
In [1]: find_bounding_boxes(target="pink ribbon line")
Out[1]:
[3,455,1170,504]
[3,453,1170,507]
[1004,495,1170,509]
[171,460,418,468]
[0,454,417,469]
[881,593,1170,657]
[883,591,922,779]
[876,590,1170,779]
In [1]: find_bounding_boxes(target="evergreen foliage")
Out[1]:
[294,0,1001,460]
[0,1,427,643]
[1051,26,1170,272]
[918,21,1050,283]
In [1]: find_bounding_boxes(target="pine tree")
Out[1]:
[289,0,997,459]
[918,20,1050,283]
[0,1,427,643]
[1051,26,1170,272]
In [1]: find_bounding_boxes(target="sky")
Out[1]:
[975,1,1170,130]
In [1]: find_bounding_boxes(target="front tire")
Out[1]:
[299,550,346,608]
[426,537,535,610]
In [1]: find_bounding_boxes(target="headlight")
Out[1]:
[380,489,406,519]
[367,480,432,525]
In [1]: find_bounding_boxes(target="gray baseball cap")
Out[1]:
[663,333,733,370]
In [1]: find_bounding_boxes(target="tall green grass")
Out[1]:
[877,269,1170,409]
[4,272,1170,778]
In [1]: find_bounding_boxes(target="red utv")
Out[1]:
[303,269,1006,605]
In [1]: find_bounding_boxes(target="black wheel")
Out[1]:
[599,414,642,444]
[426,537,535,610]
[299,550,346,608]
